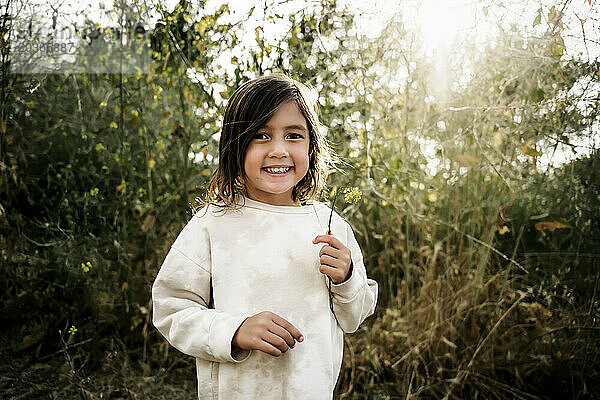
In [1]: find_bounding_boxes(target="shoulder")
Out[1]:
[170,202,237,250]
[172,204,223,244]
[171,207,210,246]
[191,202,243,220]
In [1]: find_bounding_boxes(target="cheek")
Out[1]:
[302,147,311,170]
[243,146,258,175]
[298,155,310,180]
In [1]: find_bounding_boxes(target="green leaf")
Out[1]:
[530,88,545,102]
[533,10,541,26]
[551,35,566,56]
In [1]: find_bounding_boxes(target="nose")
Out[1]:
[268,137,289,158]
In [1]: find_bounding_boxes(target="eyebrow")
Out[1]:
[261,124,308,132]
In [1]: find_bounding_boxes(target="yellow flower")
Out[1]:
[90,188,99,196]
[329,186,338,200]
[68,325,77,335]
[81,261,92,272]
[99,102,107,108]
[110,121,118,129]
[95,143,105,151]
[344,187,362,204]
[116,180,127,192]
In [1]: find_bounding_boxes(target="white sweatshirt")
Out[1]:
[152,196,378,399]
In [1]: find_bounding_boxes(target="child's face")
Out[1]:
[243,101,310,206]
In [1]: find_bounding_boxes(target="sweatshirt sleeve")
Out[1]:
[152,215,251,363]
[329,221,378,333]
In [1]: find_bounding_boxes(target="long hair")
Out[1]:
[201,73,333,210]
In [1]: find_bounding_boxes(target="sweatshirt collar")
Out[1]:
[235,195,316,214]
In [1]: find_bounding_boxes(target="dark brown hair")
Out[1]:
[200,73,333,210]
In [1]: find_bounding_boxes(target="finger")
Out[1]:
[256,339,283,357]
[319,264,345,283]
[319,245,343,258]
[320,250,351,269]
[263,331,290,353]
[320,254,344,269]
[269,324,296,348]
[312,235,343,249]
[271,314,304,342]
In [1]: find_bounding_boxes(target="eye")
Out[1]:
[253,132,269,140]
[287,132,304,140]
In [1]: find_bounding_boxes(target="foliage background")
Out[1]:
[1,0,599,398]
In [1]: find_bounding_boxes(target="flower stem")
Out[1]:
[327,188,341,235]
[326,187,342,314]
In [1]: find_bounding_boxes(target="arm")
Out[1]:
[330,246,378,333]
[151,220,251,363]
[313,220,378,333]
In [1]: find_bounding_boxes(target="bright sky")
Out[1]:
[11,0,599,169]
[39,0,596,59]
[15,0,598,70]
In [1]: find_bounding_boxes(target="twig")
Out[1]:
[58,324,76,375]
[339,337,356,399]
[443,293,526,398]
[525,326,600,347]
[467,291,527,370]
[472,128,513,192]
[41,338,93,360]
[391,342,424,368]
[406,365,416,400]
[22,233,67,247]
[470,371,541,400]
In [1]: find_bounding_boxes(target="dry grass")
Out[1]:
[334,239,599,399]
[0,342,197,400]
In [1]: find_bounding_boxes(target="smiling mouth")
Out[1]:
[262,166,293,174]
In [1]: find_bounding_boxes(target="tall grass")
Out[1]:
[336,216,598,399]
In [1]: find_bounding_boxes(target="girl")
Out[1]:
[152,73,378,399]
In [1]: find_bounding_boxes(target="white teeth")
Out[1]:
[264,167,292,173]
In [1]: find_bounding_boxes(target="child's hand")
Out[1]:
[232,311,304,357]
[312,232,352,284]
